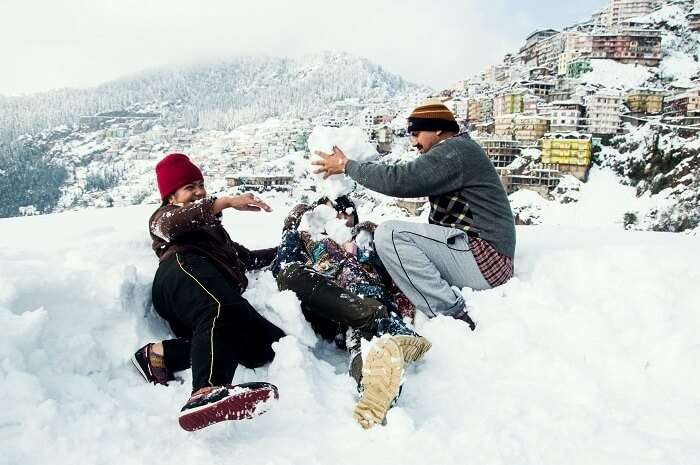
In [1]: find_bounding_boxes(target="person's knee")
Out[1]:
[275,262,306,291]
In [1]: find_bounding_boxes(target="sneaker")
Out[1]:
[375,314,432,363]
[178,382,279,432]
[131,343,173,386]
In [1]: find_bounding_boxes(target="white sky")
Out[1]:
[1,0,608,96]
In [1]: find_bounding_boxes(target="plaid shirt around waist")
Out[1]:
[468,236,513,287]
[430,192,513,287]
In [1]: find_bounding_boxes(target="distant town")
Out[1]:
[15,0,700,218]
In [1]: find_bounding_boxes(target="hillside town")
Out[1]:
[11,0,700,225]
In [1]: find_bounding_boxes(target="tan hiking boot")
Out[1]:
[391,334,432,364]
[353,337,405,429]
[375,313,432,364]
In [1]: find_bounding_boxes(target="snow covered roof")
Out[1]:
[543,132,592,140]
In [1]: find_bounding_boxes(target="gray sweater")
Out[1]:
[345,133,516,258]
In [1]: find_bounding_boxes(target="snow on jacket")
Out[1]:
[280,203,415,318]
[149,196,277,292]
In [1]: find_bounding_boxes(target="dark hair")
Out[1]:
[315,195,359,226]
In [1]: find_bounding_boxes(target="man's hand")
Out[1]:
[228,193,273,212]
[312,145,348,179]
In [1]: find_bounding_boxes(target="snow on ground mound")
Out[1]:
[1,192,699,464]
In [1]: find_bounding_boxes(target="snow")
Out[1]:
[659,50,700,89]
[298,203,352,244]
[577,60,655,89]
[2,172,700,464]
[307,126,378,199]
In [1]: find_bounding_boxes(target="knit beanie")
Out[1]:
[407,99,460,133]
[155,153,203,200]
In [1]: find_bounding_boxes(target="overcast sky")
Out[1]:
[1,0,609,96]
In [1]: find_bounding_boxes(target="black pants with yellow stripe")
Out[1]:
[152,253,285,392]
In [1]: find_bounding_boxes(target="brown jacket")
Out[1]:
[149,197,277,292]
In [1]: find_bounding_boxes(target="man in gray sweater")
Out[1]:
[313,101,515,329]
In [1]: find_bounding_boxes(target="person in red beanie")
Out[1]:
[132,153,285,431]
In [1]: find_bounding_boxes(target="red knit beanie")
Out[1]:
[155,153,204,200]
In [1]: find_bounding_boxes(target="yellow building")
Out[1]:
[541,133,592,167]
[494,92,524,115]
[625,89,665,115]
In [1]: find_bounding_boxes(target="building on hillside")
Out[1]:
[541,133,592,181]
[519,30,561,71]
[466,97,494,124]
[480,138,522,168]
[514,114,550,142]
[494,91,525,115]
[523,93,542,114]
[584,91,623,135]
[567,57,594,78]
[446,98,469,122]
[500,164,561,197]
[546,101,586,132]
[662,88,700,117]
[373,126,393,154]
[529,66,553,81]
[522,81,556,101]
[590,29,662,66]
[557,32,593,75]
[494,114,517,139]
[226,175,294,190]
[607,0,658,26]
[625,88,665,114]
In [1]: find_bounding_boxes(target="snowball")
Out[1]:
[307,126,378,199]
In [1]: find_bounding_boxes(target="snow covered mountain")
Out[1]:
[0,51,426,217]
[0,51,423,141]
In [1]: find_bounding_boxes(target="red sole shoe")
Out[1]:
[178,382,279,432]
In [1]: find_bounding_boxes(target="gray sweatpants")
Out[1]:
[374,220,491,318]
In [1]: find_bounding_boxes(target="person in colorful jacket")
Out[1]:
[312,100,516,328]
[271,195,432,429]
[132,153,284,431]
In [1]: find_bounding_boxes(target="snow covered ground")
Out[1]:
[2,168,700,465]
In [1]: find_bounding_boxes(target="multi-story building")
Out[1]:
[523,93,542,114]
[522,81,556,101]
[607,0,658,26]
[584,91,623,135]
[557,32,593,76]
[494,91,525,115]
[590,30,662,66]
[494,114,517,139]
[520,30,561,70]
[479,138,522,168]
[567,57,594,78]
[625,88,665,114]
[546,101,586,132]
[541,133,592,167]
[501,164,561,197]
[226,175,294,189]
[514,115,550,142]
[446,98,469,121]
[663,88,700,117]
[467,97,494,124]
